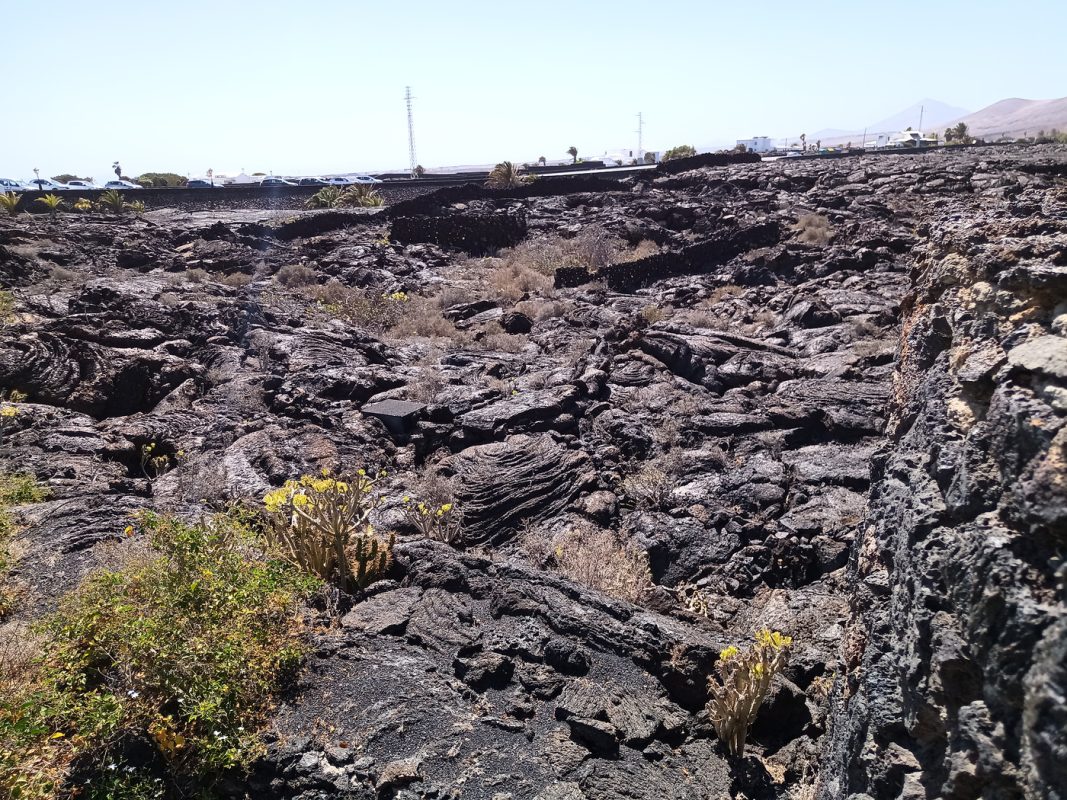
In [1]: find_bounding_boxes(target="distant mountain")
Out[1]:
[867,99,970,134]
[812,99,971,143]
[941,97,1067,138]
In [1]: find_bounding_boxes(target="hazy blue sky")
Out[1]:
[2,0,1064,178]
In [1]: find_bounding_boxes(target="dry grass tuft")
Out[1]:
[619,459,675,509]
[794,213,832,245]
[275,263,318,287]
[523,522,652,604]
[640,304,669,325]
[389,296,466,341]
[514,298,573,321]
[219,272,253,288]
[489,262,554,302]
[617,239,661,262]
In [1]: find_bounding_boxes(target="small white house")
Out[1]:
[736,136,774,154]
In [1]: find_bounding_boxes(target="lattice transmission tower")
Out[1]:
[405,86,418,177]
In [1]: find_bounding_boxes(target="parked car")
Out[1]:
[298,177,327,186]
[260,177,296,187]
[0,178,30,192]
[25,177,68,191]
[350,175,382,184]
[64,180,99,190]
[103,180,143,190]
[323,176,352,186]
[186,179,223,188]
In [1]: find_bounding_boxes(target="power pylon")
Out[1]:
[405,86,418,177]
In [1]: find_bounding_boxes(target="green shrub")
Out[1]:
[96,190,126,215]
[661,145,697,162]
[72,198,93,213]
[263,471,393,591]
[0,473,50,619]
[339,184,384,208]
[305,186,344,209]
[707,630,793,756]
[127,199,146,215]
[0,193,21,217]
[34,194,64,219]
[313,282,409,331]
[0,512,318,797]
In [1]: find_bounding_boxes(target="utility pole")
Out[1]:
[919,104,924,133]
[636,112,644,160]
[405,86,418,178]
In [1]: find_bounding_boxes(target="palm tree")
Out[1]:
[113,162,122,180]
[800,133,806,151]
[486,161,526,189]
[538,156,547,166]
[567,146,578,164]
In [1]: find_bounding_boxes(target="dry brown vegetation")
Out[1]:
[219,272,253,288]
[513,298,574,321]
[522,522,652,603]
[640,304,669,324]
[489,262,554,302]
[794,213,832,245]
[388,296,465,341]
[619,461,674,509]
[275,263,318,287]
[312,281,407,332]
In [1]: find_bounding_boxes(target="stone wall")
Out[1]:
[390,211,528,255]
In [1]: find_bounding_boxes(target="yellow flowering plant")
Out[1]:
[401,495,460,544]
[707,629,793,756]
[263,470,393,590]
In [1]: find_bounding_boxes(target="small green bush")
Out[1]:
[0,512,318,797]
[96,190,126,215]
[0,472,49,618]
[305,186,344,209]
[313,282,409,331]
[0,193,21,217]
[34,194,64,218]
[339,184,384,208]
[661,145,697,162]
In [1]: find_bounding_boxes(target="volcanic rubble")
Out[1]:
[0,144,1064,799]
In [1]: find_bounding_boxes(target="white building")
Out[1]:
[736,136,774,154]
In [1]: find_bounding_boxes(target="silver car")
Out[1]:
[103,180,144,190]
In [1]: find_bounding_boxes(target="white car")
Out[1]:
[65,180,99,190]
[0,178,30,192]
[351,175,382,184]
[25,177,69,191]
[103,180,143,190]
[323,176,353,186]
[260,177,296,186]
